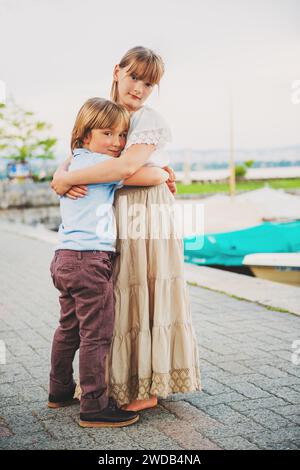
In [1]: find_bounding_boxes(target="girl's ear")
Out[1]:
[113,64,120,82]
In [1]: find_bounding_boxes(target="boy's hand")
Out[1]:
[50,170,72,196]
[163,166,177,195]
[166,180,177,195]
[65,185,88,200]
[163,166,176,182]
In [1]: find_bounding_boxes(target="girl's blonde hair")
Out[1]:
[71,97,130,151]
[110,46,165,103]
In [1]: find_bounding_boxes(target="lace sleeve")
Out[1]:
[125,107,172,151]
[125,128,171,150]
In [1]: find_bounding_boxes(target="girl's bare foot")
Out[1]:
[121,396,158,412]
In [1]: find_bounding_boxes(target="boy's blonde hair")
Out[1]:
[71,97,130,151]
[110,46,165,103]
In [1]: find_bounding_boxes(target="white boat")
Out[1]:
[243,253,300,287]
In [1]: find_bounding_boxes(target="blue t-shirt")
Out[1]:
[56,148,123,252]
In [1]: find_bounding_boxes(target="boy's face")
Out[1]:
[83,125,127,157]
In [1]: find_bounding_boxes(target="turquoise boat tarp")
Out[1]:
[183,220,300,266]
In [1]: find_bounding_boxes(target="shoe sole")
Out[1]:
[48,399,79,409]
[79,414,139,428]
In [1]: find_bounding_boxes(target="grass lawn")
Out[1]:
[176,178,300,195]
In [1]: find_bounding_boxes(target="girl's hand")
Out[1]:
[50,170,72,196]
[65,185,88,200]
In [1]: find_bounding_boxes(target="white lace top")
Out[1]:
[124,105,172,167]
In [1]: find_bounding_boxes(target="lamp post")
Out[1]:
[229,87,236,199]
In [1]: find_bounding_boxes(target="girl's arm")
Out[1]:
[123,167,169,186]
[51,144,155,195]
[50,155,88,198]
[57,155,72,172]
[50,156,72,190]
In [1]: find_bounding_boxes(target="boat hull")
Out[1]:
[250,266,300,287]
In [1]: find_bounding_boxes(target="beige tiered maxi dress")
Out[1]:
[108,182,202,406]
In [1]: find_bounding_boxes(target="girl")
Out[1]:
[51,46,202,412]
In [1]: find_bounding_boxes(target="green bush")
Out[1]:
[235,165,247,179]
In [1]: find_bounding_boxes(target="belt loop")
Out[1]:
[77,252,83,260]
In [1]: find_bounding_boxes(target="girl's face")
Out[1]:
[83,125,127,157]
[114,64,155,112]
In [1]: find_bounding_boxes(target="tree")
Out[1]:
[245,160,255,169]
[235,165,247,180]
[0,99,57,163]
[235,160,255,180]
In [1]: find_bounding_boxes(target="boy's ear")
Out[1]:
[113,64,120,82]
[83,130,91,145]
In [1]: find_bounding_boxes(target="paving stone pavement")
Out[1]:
[0,229,299,450]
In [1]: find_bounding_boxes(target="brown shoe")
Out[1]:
[48,387,79,409]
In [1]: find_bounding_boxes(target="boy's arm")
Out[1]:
[123,167,169,186]
[51,144,155,195]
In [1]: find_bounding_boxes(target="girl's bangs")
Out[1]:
[126,59,163,85]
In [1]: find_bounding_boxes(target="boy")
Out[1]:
[48,98,168,427]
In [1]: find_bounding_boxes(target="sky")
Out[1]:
[0,0,300,157]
